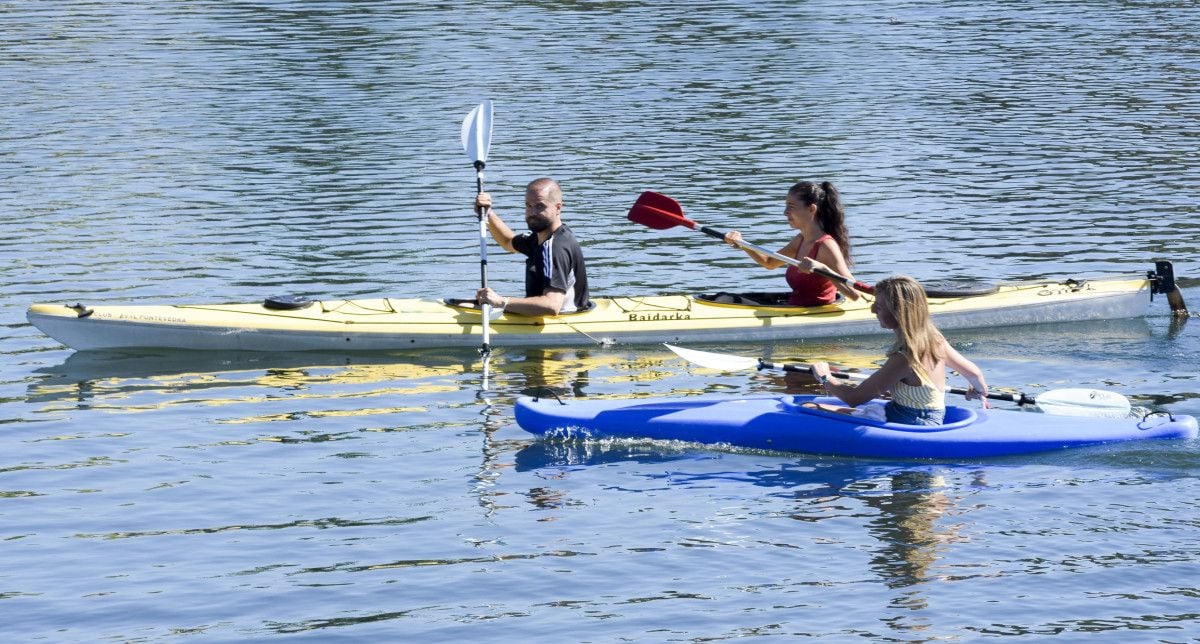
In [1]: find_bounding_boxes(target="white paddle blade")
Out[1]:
[460,99,493,163]
[1034,388,1132,418]
[664,343,758,371]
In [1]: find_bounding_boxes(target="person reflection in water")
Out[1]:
[863,471,960,593]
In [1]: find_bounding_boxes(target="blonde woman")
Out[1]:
[808,275,988,425]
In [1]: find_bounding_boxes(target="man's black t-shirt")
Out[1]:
[511,224,589,313]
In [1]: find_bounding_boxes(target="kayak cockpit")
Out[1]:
[697,281,1003,308]
[440,298,597,316]
[780,395,979,432]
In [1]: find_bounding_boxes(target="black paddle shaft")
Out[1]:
[475,160,488,289]
[698,224,866,291]
[760,359,1036,406]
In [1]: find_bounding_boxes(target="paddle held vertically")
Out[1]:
[461,99,495,355]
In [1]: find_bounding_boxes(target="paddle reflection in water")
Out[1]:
[476,348,598,520]
[473,346,685,519]
[472,407,509,520]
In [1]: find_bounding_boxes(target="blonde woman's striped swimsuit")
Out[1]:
[885,377,945,425]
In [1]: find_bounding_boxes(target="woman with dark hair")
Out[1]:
[724,181,860,305]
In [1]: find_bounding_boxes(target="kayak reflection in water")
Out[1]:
[807,275,989,426]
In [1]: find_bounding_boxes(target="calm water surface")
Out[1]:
[3,2,1200,641]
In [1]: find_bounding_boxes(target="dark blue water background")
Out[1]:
[3,2,1199,641]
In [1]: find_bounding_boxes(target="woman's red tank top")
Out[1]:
[785,234,837,306]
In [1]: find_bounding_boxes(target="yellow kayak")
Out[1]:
[25,263,1179,352]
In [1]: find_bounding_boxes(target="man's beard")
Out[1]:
[527,215,552,233]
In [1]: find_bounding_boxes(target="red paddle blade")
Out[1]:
[627,191,697,230]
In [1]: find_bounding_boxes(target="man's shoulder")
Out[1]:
[512,231,538,254]
[551,224,584,247]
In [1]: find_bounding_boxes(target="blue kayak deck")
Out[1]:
[515,394,1198,459]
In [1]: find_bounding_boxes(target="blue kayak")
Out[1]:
[514,394,1198,459]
